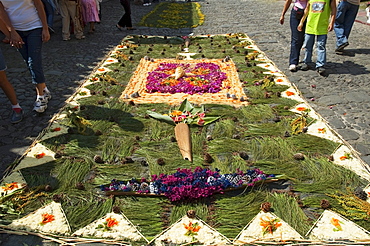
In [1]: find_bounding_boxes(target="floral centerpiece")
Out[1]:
[147,99,220,161]
[147,98,220,126]
[102,167,274,202]
[146,62,227,95]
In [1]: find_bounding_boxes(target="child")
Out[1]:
[298,0,336,75]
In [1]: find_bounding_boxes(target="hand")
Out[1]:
[9,31,24,49]
[328,23,334,32]
[297,23,303,32]
[280,16,285,25]
[42,28,50,42]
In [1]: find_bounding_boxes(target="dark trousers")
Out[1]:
[289,8,305,66]
[118,0,132,28]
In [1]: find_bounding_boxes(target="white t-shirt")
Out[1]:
[0,0,42,31]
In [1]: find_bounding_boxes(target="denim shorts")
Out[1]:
[0,48,6,71]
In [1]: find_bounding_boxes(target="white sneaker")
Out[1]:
[33,98,48,113]
[44,90,52,102]
[289,64,297,72]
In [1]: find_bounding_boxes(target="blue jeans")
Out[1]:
[303,34,327,68]
[17,28,45,85]
[334,1,359,48]
[42,0,55,28]
[289,8,306,65]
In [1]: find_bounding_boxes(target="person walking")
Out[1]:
[298,0,336,76]
[58,0,85,41]
[280,0,308,72]
[80,0,100,34]
[334,0,360,53]
[116,0,136,31]
[0,0,52,113]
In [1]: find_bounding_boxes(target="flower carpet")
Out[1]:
[1,33,370,245]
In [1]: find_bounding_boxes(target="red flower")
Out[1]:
[35,153,46,159]
[106,217,119,228]
[3,182,19,191]
[296,107,307,111]
[40,213,55,225]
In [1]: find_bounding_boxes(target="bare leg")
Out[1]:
[0,70,18,105]
[89,22,95,33]
[35,83,46,96]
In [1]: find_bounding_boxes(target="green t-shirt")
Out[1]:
[305,0,331,35]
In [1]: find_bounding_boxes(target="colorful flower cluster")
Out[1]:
[40,213,55,225]
[330,217,343,231]
[260,216,282,235]
[146,62,227,95]
[102,167,274,202]
[147,99,220,126]
[168,109,206,125]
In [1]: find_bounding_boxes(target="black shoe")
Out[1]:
[317,67,326,76]
[300,63,309,71]
[335,42,349,52]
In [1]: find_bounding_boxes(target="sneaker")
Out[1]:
[300,63,309,71]
[11,108,23,124]
[289,64,297,72]
[33,98,48,113]
[44,90,52,102]
[317,67,326,76]
[335,42,349,52]
[76,36,86,40]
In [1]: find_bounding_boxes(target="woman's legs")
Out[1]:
[17,29,50,112]
[289,9,305,66]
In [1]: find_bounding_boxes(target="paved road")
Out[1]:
[0,0,369,177]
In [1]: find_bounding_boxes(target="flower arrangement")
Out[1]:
[259,216,282,235]
[184,221,201,237]
[318,128,326,134]
[40,213,55,225]
[147,99,220,126]
[35,153,46,159]
[97,217,119,231]
[146,62,227,95]
[296,106,308,112]
[102,167,274,202]
[339,152,352,161]
[51,127,61,132]
[330,217,343,231]
[1,182,19,192]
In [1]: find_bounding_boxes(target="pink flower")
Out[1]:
[197,118,205,126]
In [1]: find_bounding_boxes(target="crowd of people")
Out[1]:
[280,0,362,76]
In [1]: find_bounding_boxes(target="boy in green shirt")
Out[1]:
[298,0,336,75]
